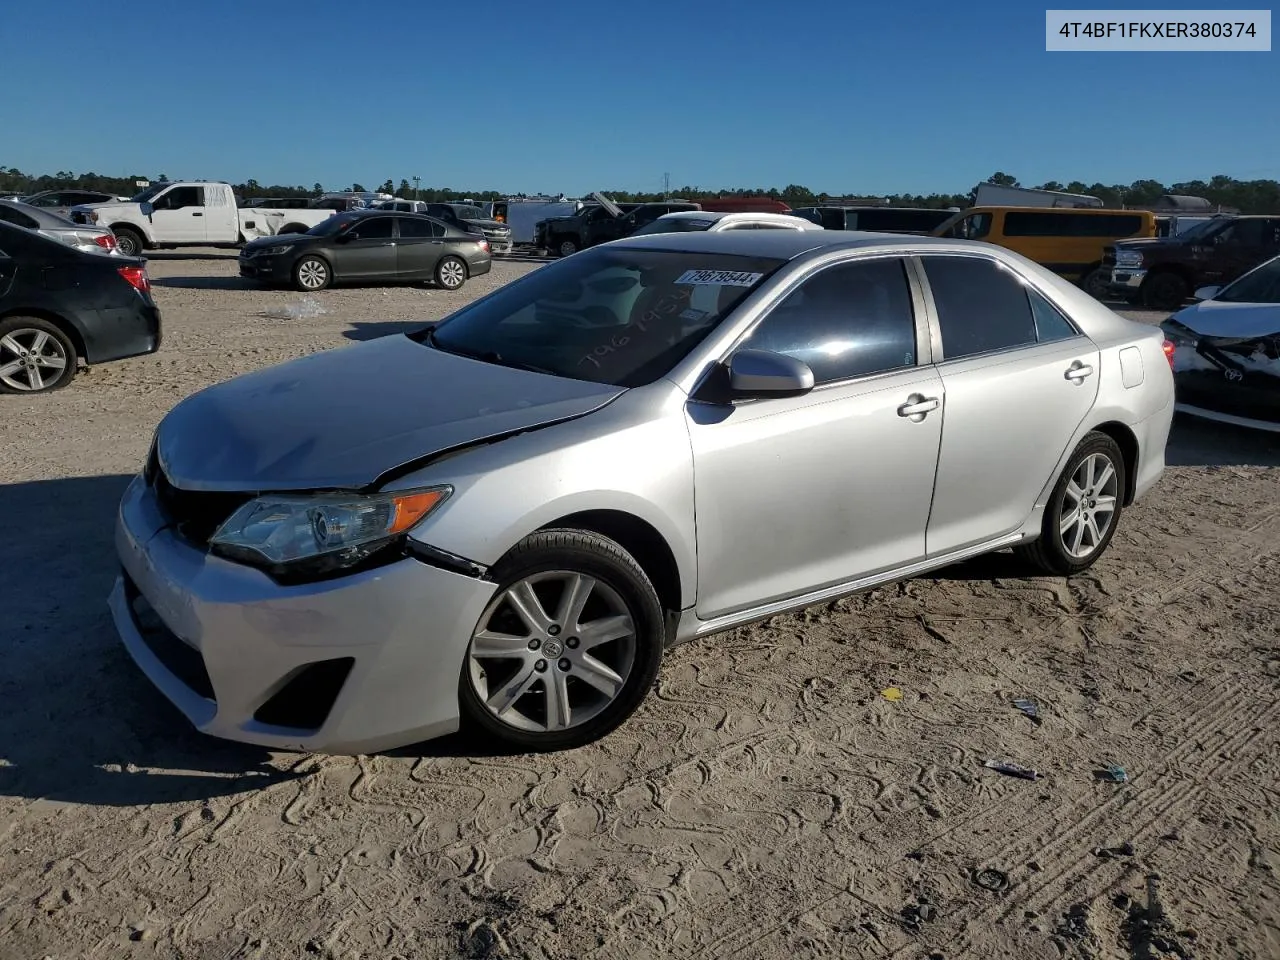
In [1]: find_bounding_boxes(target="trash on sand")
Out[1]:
[983,759,1040,781]
[259,297,326,320]
[1011,698,1040,720]
[973,868,1009,892]
[1096,765,1129,784]
[881,687,904,702]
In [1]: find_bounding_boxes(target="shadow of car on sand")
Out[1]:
[0,475,526,807]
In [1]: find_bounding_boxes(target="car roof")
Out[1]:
[611,229,966,259]
[0,198,78,228]
[654,210,815,225]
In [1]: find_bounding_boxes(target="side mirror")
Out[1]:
[727,349,815,398]
[140,202,154,216]
[337,230,357,242]
[1192,285,1221,301]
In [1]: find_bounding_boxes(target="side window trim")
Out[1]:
[913,252,1086,365]
[719,253,933,394]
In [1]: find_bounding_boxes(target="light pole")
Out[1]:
[412,176,421,200]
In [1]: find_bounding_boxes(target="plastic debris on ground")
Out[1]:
[983,759,1040,781]
[881,687,904,702]
[1096,764,1129,784]
[972,868,1009,892]
[259,297,326,320]
[1011,697,1040,720]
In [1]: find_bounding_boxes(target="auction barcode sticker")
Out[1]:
[1046,9,1271,50]
[676,269,763,287]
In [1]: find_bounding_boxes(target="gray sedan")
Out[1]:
[0,199,120,254]
[111,231,1175,754]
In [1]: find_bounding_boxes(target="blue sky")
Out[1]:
[3,0,1275,195]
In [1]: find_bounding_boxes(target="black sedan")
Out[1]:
[238,211,493,292]
[1161,254,1280,433]
[0,221,161,394]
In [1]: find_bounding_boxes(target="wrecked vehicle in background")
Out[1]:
[534,193,701,257]
[1161,254,1280,433]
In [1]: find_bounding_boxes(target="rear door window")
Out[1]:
[921,256,1039,360]
[398,217,445,239]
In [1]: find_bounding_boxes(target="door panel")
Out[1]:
[688,367,945,619]
[330,217,397,278]
[395,218,444,278]
[149,186,206,243]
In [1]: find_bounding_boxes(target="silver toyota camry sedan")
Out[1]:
[111,231,1175,754]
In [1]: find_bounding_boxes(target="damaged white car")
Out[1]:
[1162,254,1280,433]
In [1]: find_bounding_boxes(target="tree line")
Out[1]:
[3,166,1279,213]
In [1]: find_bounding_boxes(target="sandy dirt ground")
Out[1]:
[2,250,1279,960]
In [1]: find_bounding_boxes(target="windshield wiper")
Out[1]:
[424,330,558,376]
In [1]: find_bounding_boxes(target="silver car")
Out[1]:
[0,199,120,254]
[111,231,1175,754]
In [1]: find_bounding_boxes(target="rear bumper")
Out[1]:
[468,255,493,278]
[81,301,162,363]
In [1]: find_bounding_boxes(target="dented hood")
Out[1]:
[1170,300,1280,340]
[155,334,624,492]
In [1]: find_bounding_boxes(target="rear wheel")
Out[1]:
[0,317,78,394]
[293,256,331,291]
[458,529,665,751]
[1141,271,1189,311]
[1016,431,1126,576]
[1080,266,1110,300]
[112,227,144,257]
[435,255,467,290]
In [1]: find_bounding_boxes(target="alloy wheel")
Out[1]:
[439,259,466,289]
[297,259,328,290]
[0,329,69,392]
[1058,452,1119,559]
[467,571,637,733]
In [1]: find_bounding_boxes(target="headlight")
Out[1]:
[260,244,293,256]
[1115,250,1143,267]
[209,486,451,578]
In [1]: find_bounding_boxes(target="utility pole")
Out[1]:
[412,176,421,200]
[663,172,670,198]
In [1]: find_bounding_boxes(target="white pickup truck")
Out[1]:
[68,181,338,256]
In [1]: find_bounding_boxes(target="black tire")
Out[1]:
[435,255,467,291]
[112,227,145,258]
[293,255,332,291]
[0,316,78,394]
[458,528,665,751]
[1080,266,1109,300]
[555,237,579,257]
[1015,431,1127,576]
[1141,271,1189,311]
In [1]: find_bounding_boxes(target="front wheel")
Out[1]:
[112,227,145,258]
[1141,272,1189,311]
[293,256,331,291]
[556,237,579,257]
[0,317,78,394]
[435,255,467,291]
[458,529,665,751]
[1016,431,1126,576]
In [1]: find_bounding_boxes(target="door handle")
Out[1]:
[192,212,203,217]
[1064,361,1094,382]
[897,395,940,419]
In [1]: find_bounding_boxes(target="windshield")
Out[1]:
[453,205,485,219]
[305,214,358,236]
[131,184,168,203]
[630,218,715,236]
[423,248,786,387]
[1179,218,1227,243]
[1215,256,1280,304]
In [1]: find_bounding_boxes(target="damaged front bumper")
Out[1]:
[1162,320,1280,432]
